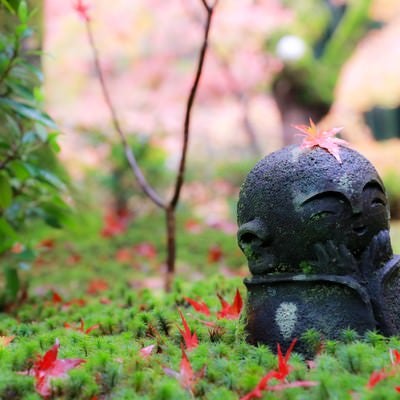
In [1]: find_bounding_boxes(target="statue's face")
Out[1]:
[237,146,391,274]
[297,180,389,258]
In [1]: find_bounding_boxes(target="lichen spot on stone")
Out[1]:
[275,302,298,340]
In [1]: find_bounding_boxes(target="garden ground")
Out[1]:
[1,210,400,399]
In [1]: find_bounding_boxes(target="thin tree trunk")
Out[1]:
[165,207,176,292]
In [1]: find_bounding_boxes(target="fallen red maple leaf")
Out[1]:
[276,338,297,380]
[100,211,128,238]
[115,247,132,263]
[134,242,157,259]
[292,118,349,163]
[178,310,198,350]
[51,291,63,304]
[240,339,317,400]
[87,279,109,295]
[61,298,86,310]
[390,348,400,365]
[240,370,279,400]
[185,297,211,316]
[64,319,99,335]
[23,339,85,398]
[164,346,205,394]
[66,252,82,265]
[139,344,155,359]
[38,238,55,250]
[11,242,24,254]
[184,219,204,234]
[0,335,15,347]
[208,244,223,263]
[366,370,388,389]
[217,289,243,319]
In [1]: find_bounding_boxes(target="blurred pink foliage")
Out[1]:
[44,0,291,173]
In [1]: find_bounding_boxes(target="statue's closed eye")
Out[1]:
[301,191,349,222]
[363,181,386,208]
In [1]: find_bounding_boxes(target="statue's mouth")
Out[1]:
[353,225,367,235]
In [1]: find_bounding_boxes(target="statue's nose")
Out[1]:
[351,198,364,216]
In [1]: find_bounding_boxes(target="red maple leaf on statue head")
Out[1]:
[292,118,349,163]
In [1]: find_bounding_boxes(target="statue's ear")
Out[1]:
[238,218,273,274]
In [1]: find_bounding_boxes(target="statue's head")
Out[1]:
[237,145,390,275]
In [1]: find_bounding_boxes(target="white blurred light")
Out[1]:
[275,35,306,62]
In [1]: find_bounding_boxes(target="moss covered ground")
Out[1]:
[1,210,400,399]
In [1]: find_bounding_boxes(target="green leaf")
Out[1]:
[0,174,12,209]
[17,1,28,23]
[8,160,31,181]
[6,81,35,103]
[0,98,58,129]
[33,86,44,103]
[16,23,29,39]
[4,266,19,301]
[27,165,66,191]
[0,0,15,14]
[0,218,17,254]
[48,132,61,153]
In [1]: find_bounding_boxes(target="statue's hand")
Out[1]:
[360,230,392,278]
[312,240,358,275]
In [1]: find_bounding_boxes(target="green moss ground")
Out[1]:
[1,213,400,399]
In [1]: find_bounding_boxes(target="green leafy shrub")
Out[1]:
[0,0,68,310]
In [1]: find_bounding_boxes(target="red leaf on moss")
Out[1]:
[217,289,243,319]
[276,338,297,380]
[366,370,387,389]
[178,310,198,350]
[134,242,157,259]
[64,319,99,334]
[240,339,311,400]
[164,346,205,393]
[0,335,15,347]
[185,297,211,316]
[390,348,400,365]
[87,279,108,295]
[293,118,348,163]
[11,242,24,254]
[73,0,91,21]
[240,370,280,400]
[184,219,204,234]
[115,247,132,263]
[139,344,155,359]
[101,211,128,238]
[62,298,86,310]
[52,291,63,304]
[208,244,223,263]
[66,252,81,265]
[38,239,55,250]
[24,339,85,398]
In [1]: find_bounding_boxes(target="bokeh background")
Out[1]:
[7,0,400,227]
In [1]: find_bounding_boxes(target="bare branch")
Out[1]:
[199,0,210,11]
[84,22,166,209]
[169,0,217,209]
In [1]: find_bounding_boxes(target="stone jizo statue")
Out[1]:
[237,120,400,354]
